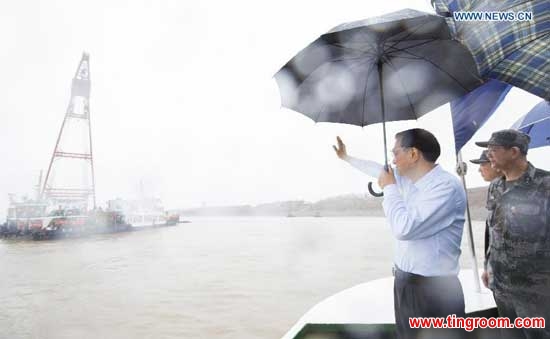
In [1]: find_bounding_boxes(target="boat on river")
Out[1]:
[107,197,180,228]
[1,53,182,241]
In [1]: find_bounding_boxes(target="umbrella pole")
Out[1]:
[457,151,481,292]
[366,61,388,198]
[378,61,389,169]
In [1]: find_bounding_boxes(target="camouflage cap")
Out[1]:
[470,150,490,164]
[475,129,531,154]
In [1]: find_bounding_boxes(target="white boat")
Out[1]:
[282,269,497,339]
[126,211,167,227]
[107,197,179,228]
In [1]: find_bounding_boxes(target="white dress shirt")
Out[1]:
[346,156,466,276]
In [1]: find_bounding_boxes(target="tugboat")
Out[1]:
[4,195,129,240]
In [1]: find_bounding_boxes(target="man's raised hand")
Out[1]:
[333,136,347,160]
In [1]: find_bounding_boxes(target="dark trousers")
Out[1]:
[393,268,466,339]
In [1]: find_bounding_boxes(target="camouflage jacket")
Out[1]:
[487,163,550,296]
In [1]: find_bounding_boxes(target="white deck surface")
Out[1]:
[282,269,496,339]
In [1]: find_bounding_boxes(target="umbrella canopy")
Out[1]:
[511,100,550,149]
[275,9,483,130]
[432,0,550,100]
[451,79,511,153]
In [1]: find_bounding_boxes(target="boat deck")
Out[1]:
[293,310,501,339]
[283,270,500,339]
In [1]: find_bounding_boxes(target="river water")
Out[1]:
[0,217,486,339]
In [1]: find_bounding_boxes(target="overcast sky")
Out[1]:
[1,0,547,216]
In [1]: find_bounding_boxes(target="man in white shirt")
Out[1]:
[334,128,467,339]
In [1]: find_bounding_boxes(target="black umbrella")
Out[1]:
[275,9,482,194]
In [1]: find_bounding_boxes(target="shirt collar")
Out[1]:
[414,164,441,190]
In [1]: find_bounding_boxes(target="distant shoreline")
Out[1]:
[175,187,490,221]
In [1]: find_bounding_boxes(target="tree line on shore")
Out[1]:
[176,187,490,221]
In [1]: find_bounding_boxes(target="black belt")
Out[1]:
[392,266,457,283]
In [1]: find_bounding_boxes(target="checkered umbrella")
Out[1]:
[432,0,550,100]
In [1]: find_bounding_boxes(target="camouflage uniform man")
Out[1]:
[476,129,550,339]
[469,150,501,288]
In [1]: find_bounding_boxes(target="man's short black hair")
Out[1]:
[395,128,441,163]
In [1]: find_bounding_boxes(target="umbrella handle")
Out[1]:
[367,182,384,197]
[367,163,388,197]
